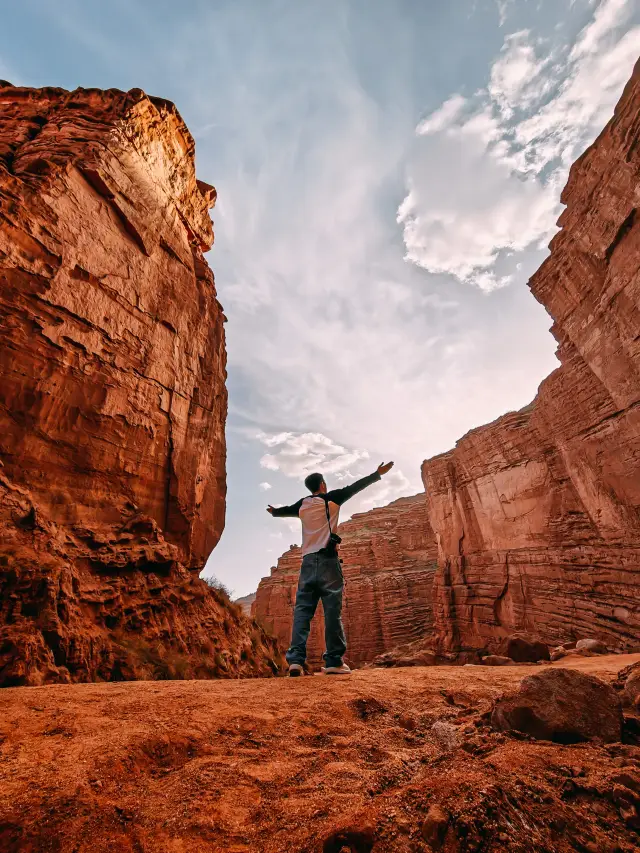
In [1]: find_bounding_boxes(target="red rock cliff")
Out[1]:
[254,494,437,666]
[422,63,640,653]
[0,85,281,685]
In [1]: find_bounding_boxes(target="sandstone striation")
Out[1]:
[254,493,437,666]
[0,84,281,685]
[422,62,640,654]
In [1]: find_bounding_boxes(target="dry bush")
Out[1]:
[203,575,233,603]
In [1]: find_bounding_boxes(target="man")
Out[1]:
[267,461,394,676]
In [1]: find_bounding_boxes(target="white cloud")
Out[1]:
[397,126,559,286]
[255,431,370,479]
[496,0,513,27]
[259,481,272,491]
[282,518,301,537]
[398,0,640,291]
[572,0,632,60]
[357,468,412,512]
[488,30,551,115]
[511,17,640,175]
[253,429,412,517]
[416,94,466,135]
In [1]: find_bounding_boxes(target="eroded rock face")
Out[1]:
[422,62,640,654]
[254,494,437,666]
[0,84,281,685]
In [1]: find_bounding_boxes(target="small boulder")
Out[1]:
[321,825,376,853]
[611,782,640,830]
[455,650,484,665]
[550,647,568,662]
[499,633,550,663]
[421,805,449,850]
[491,667,623,743]
[370,641,437,668]
[398,713,416,731]
[481,655,515,666]
[624,669,640,710]
[431,720,458,751]
[609,770,640,794]
[576,638,608,654]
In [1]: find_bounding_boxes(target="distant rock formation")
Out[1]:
[0,84,281,685]
[422,61,640,654]
[254,494,437,666]
[235,592,256,616]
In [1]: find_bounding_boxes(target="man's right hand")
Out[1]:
[377,461,394,476]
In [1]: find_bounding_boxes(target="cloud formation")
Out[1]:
[253,430,411,513]
[496,0,514,28]
[398,0,640,292]
[255,431,370,479]
[183,0,637,589]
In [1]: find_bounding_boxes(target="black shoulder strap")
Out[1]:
[323,496,332,534]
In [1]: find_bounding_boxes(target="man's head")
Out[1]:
[304,472,326,494]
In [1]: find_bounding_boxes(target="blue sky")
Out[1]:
[3,0,639,596]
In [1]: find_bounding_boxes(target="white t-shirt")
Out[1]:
[299,496,340,556]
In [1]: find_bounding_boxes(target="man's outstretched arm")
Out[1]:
[266,498,303,518]
[326,461,394,506]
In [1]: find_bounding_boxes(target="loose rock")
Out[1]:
[431,720,458,751]
[623,670,640,710]
[491,667,623,743]
[421,805,449,850]
[499,633,550,663]
[576,639,609,655]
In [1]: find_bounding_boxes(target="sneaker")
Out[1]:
[288,663,304,677]
[322,663,352,675]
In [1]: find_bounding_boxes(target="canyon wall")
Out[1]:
[0,84,281,685]
[254,494,437,666]
[422,62,640,654]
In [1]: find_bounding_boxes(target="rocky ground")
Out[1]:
[1,654,639,853]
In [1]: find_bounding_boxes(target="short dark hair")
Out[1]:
[304,472,324,493]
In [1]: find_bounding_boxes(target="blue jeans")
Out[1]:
[286,550,347,668]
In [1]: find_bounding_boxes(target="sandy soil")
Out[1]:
[1,654,639,853]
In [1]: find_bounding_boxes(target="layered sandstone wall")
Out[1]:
[254,494,437,666]
[0,85,281,685]
[422,62,640,653]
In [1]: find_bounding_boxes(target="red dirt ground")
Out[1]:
[1,654,639,853]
